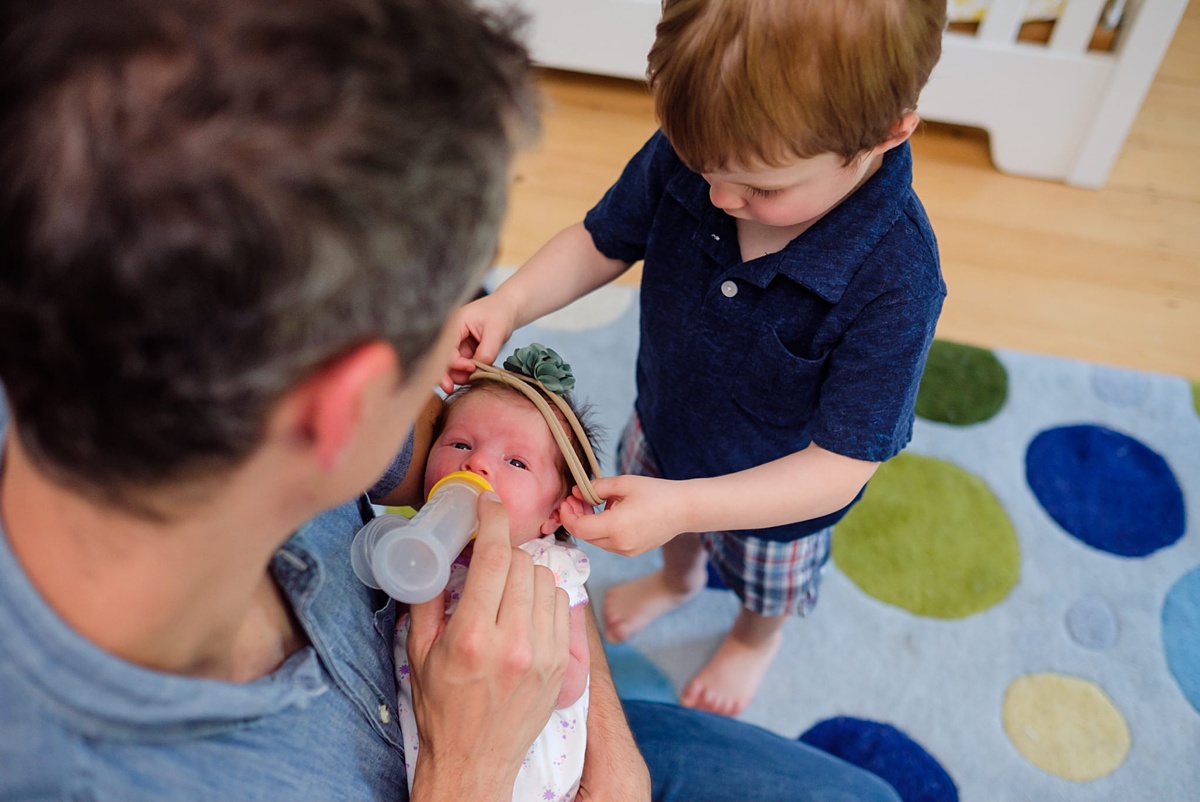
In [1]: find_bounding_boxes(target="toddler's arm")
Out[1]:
[557,602,590,709]
[444,222,630,390]
[562,443,878,557]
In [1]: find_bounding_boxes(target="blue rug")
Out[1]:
[492,268,1200,802]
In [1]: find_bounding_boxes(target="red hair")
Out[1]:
[648,0,946,169]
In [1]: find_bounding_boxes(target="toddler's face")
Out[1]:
[702,150,879,230]
[424,389,567,546]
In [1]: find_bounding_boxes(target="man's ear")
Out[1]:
[877,111,921,154]
[286,341,399,472]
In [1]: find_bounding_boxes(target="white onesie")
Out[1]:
[394,535,591,802]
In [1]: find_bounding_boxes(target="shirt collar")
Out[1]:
[667,142,914,303]
[0,418,328,740]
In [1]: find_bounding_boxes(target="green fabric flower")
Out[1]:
[503,343,575,395]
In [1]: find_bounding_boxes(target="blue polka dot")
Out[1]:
[603,642,677,705]
[799,717,958,802]
[1163,567,1200,715]
[1025,425,1185,557]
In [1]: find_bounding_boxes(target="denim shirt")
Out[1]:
[0,420,410,801]
[584,132,945,541]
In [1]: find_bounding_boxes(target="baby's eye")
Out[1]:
[747,186,779,199]
[507,457,528,470]
[451,442,471,451]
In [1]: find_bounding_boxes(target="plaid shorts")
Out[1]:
[616,414,831,618]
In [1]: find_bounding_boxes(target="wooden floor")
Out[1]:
[497,2,1200,380]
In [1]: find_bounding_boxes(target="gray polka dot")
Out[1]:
[1066,595,1118,650]
[1092,365,1150,408]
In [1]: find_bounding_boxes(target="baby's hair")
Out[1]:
[434,379,602,505]
[648,0,946,170]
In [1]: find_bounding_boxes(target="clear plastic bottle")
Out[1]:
[350,470,494,603]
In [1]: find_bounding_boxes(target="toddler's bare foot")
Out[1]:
[603,570,702,642]
[680,617,784,717]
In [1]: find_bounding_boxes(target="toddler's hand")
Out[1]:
[558,475,690,557]
[440,294,518,393]
[557,493,594,531]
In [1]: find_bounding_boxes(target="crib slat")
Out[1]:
[1069,0,1189,186]
[1050,0,1110,53]
[978,0,1030,43]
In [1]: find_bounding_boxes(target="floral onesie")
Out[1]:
[394,535,591,802]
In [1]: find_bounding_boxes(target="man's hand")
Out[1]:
[405,492,570,801]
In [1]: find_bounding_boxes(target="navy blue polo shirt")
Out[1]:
[584,131,945,542]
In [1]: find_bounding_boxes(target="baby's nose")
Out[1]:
[462,455,490,478]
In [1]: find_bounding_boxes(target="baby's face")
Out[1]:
[701,150,879,230]
[425,389,566,545]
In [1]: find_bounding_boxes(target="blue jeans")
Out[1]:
[626,701,902,802]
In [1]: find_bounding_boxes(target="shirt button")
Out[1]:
[379,704,392,724]
[720,280,738,298]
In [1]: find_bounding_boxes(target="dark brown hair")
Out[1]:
[0,0,536,511]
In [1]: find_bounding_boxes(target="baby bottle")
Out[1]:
[350,470,494,604]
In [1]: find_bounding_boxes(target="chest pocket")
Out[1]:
[731,325,829,429]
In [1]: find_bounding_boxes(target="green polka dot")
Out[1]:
[915,340,1008,425]
[833,452,1020,618]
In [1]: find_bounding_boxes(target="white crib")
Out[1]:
[503,0,1189,188]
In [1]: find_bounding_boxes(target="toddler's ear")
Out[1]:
[878,112,921,153]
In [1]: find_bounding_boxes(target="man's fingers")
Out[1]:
[452,491,511,622]
[529,567,570,690]
[528,564,562,639]
[551,584,570,663]
[495,543,536,632]
[406,598,446,660]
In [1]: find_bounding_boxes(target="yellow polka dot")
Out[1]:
[1002,673,1130,781]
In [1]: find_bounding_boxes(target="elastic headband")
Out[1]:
[468,359,603,507]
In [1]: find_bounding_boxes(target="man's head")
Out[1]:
[648,0,946,171]
[425,381,597,545]
[0,0,535,511]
